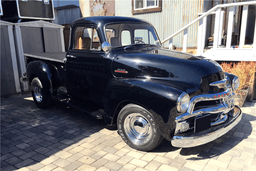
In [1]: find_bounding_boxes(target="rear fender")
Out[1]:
[27,61,54,92]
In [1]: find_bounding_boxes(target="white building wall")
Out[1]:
[115,0,132,17]
[115,0,204,48]
[79,0,90,17]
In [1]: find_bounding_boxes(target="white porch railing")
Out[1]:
[161,1,256,58]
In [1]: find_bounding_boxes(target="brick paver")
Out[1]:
[1,93,256,171]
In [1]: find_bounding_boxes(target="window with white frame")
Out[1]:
[133,0,162,14]
[134,0,158,10]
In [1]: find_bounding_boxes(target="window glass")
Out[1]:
[0,0,2,16]
[147,0,156,7]
[73,27,101,51]
[135,0,158,9]
[105,23,161,47]
[134,29,148,44]
[44,0,50,4]
[106,29,115,44]
[91,29,101,50]
[121,30,131,46]
[135,0,143,9]
[149,31,155,44]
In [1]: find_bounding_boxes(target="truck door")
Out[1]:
[66,25,108,105]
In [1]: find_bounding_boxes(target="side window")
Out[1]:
[0,0,3,16]
[73,27,101,51]
[149,31,155,44]
[106,29,115,44]
[134,29,148,44]
[107,29,120,47]
[92,29,101,50]
[121,30,131,46]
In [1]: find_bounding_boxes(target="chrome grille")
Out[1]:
[200,72,225,93]
[175,87,235,135]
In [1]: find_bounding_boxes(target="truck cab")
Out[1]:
[24,16,242,151]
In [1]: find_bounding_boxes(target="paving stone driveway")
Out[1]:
[1,93,256,171]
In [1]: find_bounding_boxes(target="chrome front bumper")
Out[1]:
[171,88,242,148]
[171,106,242,148]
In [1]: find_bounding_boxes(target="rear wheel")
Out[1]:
[117,104,163,151]
[31,77,52,108]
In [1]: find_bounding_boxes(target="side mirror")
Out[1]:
[102,42,111,52]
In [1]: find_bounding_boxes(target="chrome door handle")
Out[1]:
[66,55,76,59]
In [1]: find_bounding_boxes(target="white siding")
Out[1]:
[115,0,204,48]
[116,0,132,17]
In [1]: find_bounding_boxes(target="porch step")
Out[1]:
[203,48,256,61]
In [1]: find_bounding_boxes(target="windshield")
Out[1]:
[105,23,161,48]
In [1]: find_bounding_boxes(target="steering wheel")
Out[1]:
[135,40,145,44]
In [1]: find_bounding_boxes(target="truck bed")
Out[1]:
[24,52,66,63]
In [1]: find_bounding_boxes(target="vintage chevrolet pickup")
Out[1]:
[22,16,242,151]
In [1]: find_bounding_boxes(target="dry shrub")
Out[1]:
[221,61,256,90]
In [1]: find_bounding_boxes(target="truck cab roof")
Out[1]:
[72,16,150,27]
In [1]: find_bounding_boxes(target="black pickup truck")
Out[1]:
[22,16,242,151]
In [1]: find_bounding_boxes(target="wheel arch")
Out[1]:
[27,61,62,93]
[112,100,149,126]
[104,78,185,141]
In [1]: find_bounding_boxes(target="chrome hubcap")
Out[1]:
[33,85,43,102]
[124,113,153,146]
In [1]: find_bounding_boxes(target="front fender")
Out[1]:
[225,72,237,86]
[104,78,185,141]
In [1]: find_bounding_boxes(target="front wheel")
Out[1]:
[117,104,163,151]
[31,77,52,108]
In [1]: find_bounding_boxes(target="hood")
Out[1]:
[111,45,224,93]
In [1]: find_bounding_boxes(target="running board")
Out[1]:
[52,95,104,119]
[52,94,69,103]
[68,99,104,119]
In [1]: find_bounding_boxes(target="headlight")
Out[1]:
[177,93,190,113]
[232,76,239,90]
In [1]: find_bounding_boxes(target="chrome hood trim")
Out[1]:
[210,79,227,88]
